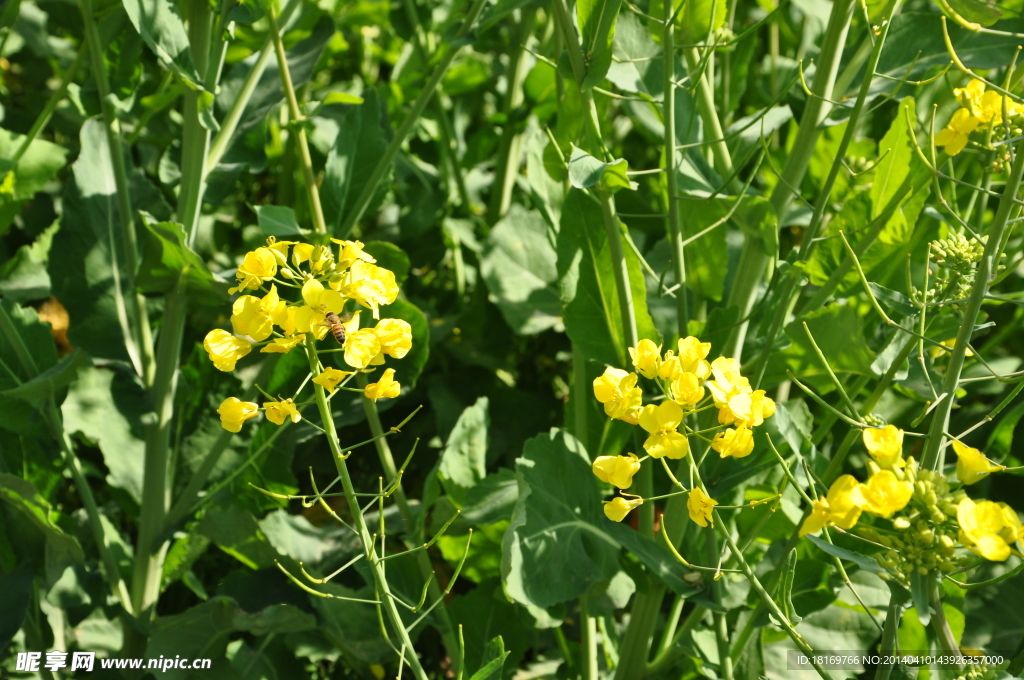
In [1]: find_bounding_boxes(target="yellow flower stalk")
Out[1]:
[952,440,1004,485]
[592,453,642,489]
[628,339,662,379]
[862,425,906,469]
[604,496,643,522]
[799,475,865,536]
[312,367,352,394]
[217,397,259,432]
[859,470,912,518]
[593,367,642,424]
[264,398,302,425]
[687,487,717,527]
[364,368,401,401]
[203,329,252,372]
[712,426,755,459]
[638,401,689,459]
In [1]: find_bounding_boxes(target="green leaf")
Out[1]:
[1,349,89,409]
[0,473,84,586]
[772,303,876,382]
[679,0,727,42]
[196,506,281,570]
[322,91,365,105]
[62,366,150,503]
[481,205,562,335]
[867,282,917,318]
[462,468,518,526]
[806,535,883,574]
[321,89,391,237]
[363,241,410,287]
[0,222,57,302]
[871,98,917,228]
[122,0,203,88]
[0,562,34,653]
[137,217,228,304]
[439,397,490,507]
[675,197,732,302]
[567,145,637,193]
[577,0,624,89]
[255,205,302,237]
[469,636,510,680]
[910,571,932,625]
[557,190,661,367]
[449,580,533,674]
[986,399,1024,459]
[0,129,67,235]
[732,196,780,258]
[0,300,58,437]
[947,0,1003,26]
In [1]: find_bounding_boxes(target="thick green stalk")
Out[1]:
[750,0,901,385]
[874,601,902,680]
[177,0,213,246]
[724,0,856,360]
[338,0,488,236]
[206,42,273,173]
[304,340,429,680]
[486,8,538,225]
[682,48,736,184]
[664,0,687,331]
[269,5,326,235]
[357,372,462,675]
[79,0,154,384]
[923,137,1024,469]
[706,528,734,680]
[12,44,88,163]
[580,596,599,680]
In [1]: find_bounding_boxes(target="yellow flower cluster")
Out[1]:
[592,336,775,523]
[957,497,1023,561]
[799,469,914,537]
[935,79,1022,156]
[203,238,411,433]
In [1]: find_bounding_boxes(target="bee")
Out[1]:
[322,311,353,345]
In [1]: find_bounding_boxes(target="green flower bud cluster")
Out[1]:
[926,233,998,302]
[860,460,967,584]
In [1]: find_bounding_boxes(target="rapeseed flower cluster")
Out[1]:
[203,237,410,433]
[592,337,775,524]
[935,79,1023,156]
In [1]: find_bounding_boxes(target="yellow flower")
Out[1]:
[934,108,981,156]
[230,247,278,294]
[659,353,682,380]
[859,470,912,518]
[604,496,643,522]
[952,439,1004,485]
[955,79,1021,124]
[364,368,400,401]
[261,335,305,354]
[374,318,412,359]
[265,239,297,266]
[217,397,259,432]
[592,453,642,489]
[593,367,643,424]
[345,329,384,370]
[203,329,252,371]
[715,389,775,428]
[798,475,865,536]
[712,426,755,459]
[293,243,332,273]
[676,336,712,378]
[301,278,346,313]
[862,425,905,469]
[331,238,376,270]
[930,338,974,359]
[264,398,302,425]
[958,497,1022,561]
[628,339,661,379]
[687,487,717,527]
[295,305,330,340]
[312,366,352,394]
[231,295,273,341]
[671,372,705,407]
[708,357,754,424]
[336,261,399,319]
[638,401,689,459]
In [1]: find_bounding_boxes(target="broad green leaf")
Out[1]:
[606,12,662,98]
[0,562,34,652]
[732,195,780,257]
[137,217,228,305]
[675,197,733,301]
[986,399,1024,458]
[439,397,490,507]
[0,473,84,586]
[320,88,391,237]
[469,636,510,680]
[806,535,883,574]
[557,190,661,367]
[1,349,89,409]
[780,303,876,379]
[679,0,727,42]
[449,580,533,675]
[567,145,637,193]
[867,282,917,318]
[462,468,518,526]
[49,119,172,364]
[478,0,541,32]
[0,222,56,302]
[363,241,410,286]
[0,300,58,437]
[62,366,150,503]
[948,0,1003,26]
[438,521,508,583]
[0,129,67,234]
[258,509,353,573]
[196,505,281,570]
[122,0,203,88]
[480,205,562,335]
[577,0,624,89]
[255,205,302,237]
[870,98,916,227]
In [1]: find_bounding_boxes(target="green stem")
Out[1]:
[873,601,902,680]
[664,0,688,332]
[645,604,706,675]
[12,44,88,163]
[206,42,273,173]
[706,527,734,680]
[580,596,599,680]
[923,137,1024,470]
[304,340,429,680]
[682,48,736,185]
[725,0,856,360]
[357,372,462,675]
[177,0,213,248]
[338,0,488,236]
[79,0,154,384]
[929,579,964,669]
[268,5,327,235]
